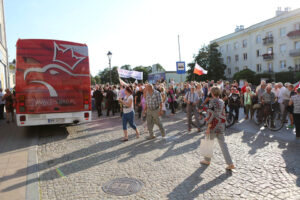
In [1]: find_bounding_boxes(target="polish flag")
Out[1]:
[193,62,207,75]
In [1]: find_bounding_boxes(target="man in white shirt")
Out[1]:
[278,82,290,122]
[0,88,4,119]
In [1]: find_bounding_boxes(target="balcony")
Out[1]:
[263,36,273,45]
[287,30,300,39]
[289,49,300,57]
[262,53,274,60]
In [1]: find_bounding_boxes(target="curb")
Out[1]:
[26,129,40,200]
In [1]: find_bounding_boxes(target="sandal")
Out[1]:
[200,160,210,165]
[122,138,129,142]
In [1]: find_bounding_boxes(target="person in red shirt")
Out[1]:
[241,81,249,95]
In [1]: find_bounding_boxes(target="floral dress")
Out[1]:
[206,98,226,134]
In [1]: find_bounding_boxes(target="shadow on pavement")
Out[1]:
[167,165,232,199]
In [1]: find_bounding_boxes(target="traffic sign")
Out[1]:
[176,61,185,74]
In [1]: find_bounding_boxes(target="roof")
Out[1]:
[211,8,300,44]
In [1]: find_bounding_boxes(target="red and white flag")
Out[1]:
[193,62,207,76]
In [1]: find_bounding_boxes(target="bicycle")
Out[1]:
[225,111,235,128]
[265,102,284,131]
[190,106,207,128]
[253,102,284,131]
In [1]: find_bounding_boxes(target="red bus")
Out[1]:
[15,39,91,126]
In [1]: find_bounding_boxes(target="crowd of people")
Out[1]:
[91,79,300,140]
[91,79,299,170]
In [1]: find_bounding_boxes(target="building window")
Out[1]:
[280,28,286,37]
[280,44,286,53]
[234,42,239,49]
[235,54,239,62]
[226,44,230,52]
[295,41,300,50]
[227,56,231,64]
[235,67,239,72]
[267,31,273,37]
[256,64,262,72]
[227,68,231,75]
[243,53,247,60]
[268,47,273,54]
[256,50,260,57]
[295,58,300,71]
[295,23,300,31]
[280,60,286,69]
[268,62,273,72]
[242,39,247,48]
[256,35,261,44]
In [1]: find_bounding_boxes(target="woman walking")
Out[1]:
[2,89,14,123]
[118,87,140,141]
[289,87,300,139]
[200,86,235,170]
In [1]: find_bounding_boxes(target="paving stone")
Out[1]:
[36,111,300,199]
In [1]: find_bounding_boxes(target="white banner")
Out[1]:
[117,69,143,80]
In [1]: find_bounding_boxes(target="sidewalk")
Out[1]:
[0,119,39,200]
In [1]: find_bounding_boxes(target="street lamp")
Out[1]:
[107,51,112,84]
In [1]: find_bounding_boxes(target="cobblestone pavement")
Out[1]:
[3,111,300,199]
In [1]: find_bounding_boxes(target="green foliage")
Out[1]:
[186,43,226,82]
[97,66,119,84]
[133,66,152,83]
[121,65,131,70]
[207,42,226,81]
[253,73,273,85]
[154,63,165,72]
[296,72,300,82]
[232,69,256,83]
[275,72,295,83]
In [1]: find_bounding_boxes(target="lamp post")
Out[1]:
[107,51,112,84]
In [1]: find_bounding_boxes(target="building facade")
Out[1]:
[0,0,8,89]
[211,8,300,79]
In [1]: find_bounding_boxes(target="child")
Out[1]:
[201,86,235,170]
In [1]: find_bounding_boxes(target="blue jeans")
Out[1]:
[122,111,137,130]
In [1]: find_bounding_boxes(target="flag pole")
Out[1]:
[178,35,182,83]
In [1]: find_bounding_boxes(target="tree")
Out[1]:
[152,63,165,72]
[98,66,119,84]
[207,42,226,81]
[186,46,209,81]
[232,69,256,83]
[133,66,152,83]
[121,65,131,70]
[186,43,226,82]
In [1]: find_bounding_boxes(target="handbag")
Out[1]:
[199,134,214,158]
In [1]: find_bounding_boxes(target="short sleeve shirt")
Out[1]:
[261,92,275,104]
[123,95,134,114]
[146,90,162,110]
[291,95,300,114]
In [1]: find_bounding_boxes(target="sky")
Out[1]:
[4,0,300,76]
